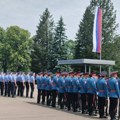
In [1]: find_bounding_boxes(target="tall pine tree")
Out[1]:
[74,6,97,59]
[52,16,67,69]
[31,8,54,72]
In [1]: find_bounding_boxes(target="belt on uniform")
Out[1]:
[99,90,104,92]
[110,90,116,92]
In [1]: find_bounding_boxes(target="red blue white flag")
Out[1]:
[92,6,102,53]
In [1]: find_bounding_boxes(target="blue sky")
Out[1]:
[0,0,120,39]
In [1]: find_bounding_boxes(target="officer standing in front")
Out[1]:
[96,71,108,118]
[108,71,119,120]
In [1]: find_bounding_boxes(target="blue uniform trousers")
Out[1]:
[58,93,65,109]
[98,96,107,117]
[25,81,29,97]
[0,81,4,95]
[46,90,51,106]
[109,97,118,120]
[81,93,87,114]
[30,83,34,98]
[37,89,42,104]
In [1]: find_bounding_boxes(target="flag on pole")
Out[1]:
[92,6,102,53]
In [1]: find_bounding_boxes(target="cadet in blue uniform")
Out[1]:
[41,73,47,104]
[36,72,43,104]
[19,73,25,97]
[79,73,89,114]
[4,73,9,96]
[96,71,108,118]
[24,72,30,97]
[86,72,97,116]
[16,72,21,96]
[45,72,52,106]
[8,73,12,97]
[30,72,35,98]
[11,73,17,98]
[65,72,73,111]
[108,71,120,120]
[72,73,79,112]
[51,72,59,107]
[57,72,66,109]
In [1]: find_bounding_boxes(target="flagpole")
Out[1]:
[100,51,102,73]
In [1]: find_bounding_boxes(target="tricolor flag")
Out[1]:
[92,6,102,53]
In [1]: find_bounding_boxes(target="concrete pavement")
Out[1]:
[0,88,104,120]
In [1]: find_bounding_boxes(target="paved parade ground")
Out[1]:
[0,87,101,120]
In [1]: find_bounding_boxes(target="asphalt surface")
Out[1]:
[0,87,107,120]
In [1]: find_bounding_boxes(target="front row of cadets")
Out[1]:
[0,72,35,98]
[36,71,120,120]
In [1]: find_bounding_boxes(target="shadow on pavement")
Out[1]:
[25,101,105,120]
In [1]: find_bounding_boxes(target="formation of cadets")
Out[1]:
[36,71,120,120]
[0,72,35,98]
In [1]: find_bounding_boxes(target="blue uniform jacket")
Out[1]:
[96,78,108,98]
[118,78,120,90]
[65,76,73,93]
[108,77,119,98]
[86,77,97,94]
[45,77,52,91]
[24,75,30,82]
[51,75,58,90]
[36,76,42,90]
[30,76,35,83]
[58,77,66,93]
[72,77,79,93]
[41,76,47,90]
[4,75,9,82]
[79,77,88,94]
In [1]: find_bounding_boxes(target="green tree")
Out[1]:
[111,35,120,71]
[5,26,32,72]
[65,39,75,59]
[31,8,54,72]
[74,6,97,60]
[52,16,67,68]
[0,27,6,71]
